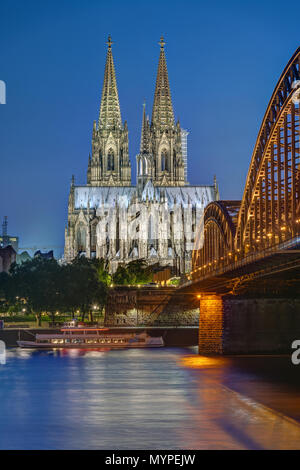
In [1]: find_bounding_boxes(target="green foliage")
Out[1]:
[168,277,180,286]
[112,265,133,285]
[112,259,153,285]
[0,256,110,323]
[7,305,17,314]
[64,257,108,319]
[0,272,9,299]
[93,258,112,286]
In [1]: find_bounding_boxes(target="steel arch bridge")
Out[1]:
[192,201,240,269]
[189,47,300,290]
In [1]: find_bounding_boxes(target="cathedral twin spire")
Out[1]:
[88,35,185,188]
[88,35,130,187]
[138,36,185,187]
[98,36,122,130]
[151,36,175,127]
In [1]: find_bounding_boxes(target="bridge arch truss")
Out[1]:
[236,47,300,251]
[191,47,300,279]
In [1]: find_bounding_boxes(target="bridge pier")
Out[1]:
[199,294,224,354]
[199,295,300,355]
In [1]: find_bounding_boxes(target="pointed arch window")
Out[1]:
[144,157,148,174]
[76,222,86,252]
[148,214,158,249]
[119,148,123,173]
[91,222,97,252]
[161,149,168,171]
[148,214,153,242]
[139,158,143,176]
[107,148,115,171]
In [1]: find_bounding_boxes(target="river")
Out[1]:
[0,347,300,449]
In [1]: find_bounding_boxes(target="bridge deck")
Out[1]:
[181,241,300,294]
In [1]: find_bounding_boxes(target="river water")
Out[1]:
[0,347,300,450]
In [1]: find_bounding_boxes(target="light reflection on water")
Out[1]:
[0,347,300,450]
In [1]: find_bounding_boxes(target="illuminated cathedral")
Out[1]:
[64,36,218,273]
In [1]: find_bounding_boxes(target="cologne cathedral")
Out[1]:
[64,36,219,273]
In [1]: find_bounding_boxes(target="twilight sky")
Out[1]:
[1,0,299,257]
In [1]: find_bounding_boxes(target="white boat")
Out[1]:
[17,328,164,349]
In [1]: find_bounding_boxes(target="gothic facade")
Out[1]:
[64,36,219,273]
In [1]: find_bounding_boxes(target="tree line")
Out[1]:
[0,257,153,325]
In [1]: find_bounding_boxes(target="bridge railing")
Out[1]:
[186,235,300,285]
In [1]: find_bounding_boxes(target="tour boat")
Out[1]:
[17,328,164,349]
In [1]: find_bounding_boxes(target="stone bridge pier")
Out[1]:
[105,286,199,327]
[199,294,300,354]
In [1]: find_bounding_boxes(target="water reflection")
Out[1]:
[0,348,299,449]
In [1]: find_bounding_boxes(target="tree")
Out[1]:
[93,258,111,287]
[9,258,62,326]
[112,265,133,285]
[112,259,153,285]
[63,257,108,321]
[1,256,110,325]
[127,259,152,284]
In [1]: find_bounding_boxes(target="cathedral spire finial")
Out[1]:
[106,35,113,49]
[151,35,174,127]
[159,35,165,48]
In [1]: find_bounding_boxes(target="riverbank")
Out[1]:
[0,327,199,347]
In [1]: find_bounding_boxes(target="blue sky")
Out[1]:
[0,0,299,256]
